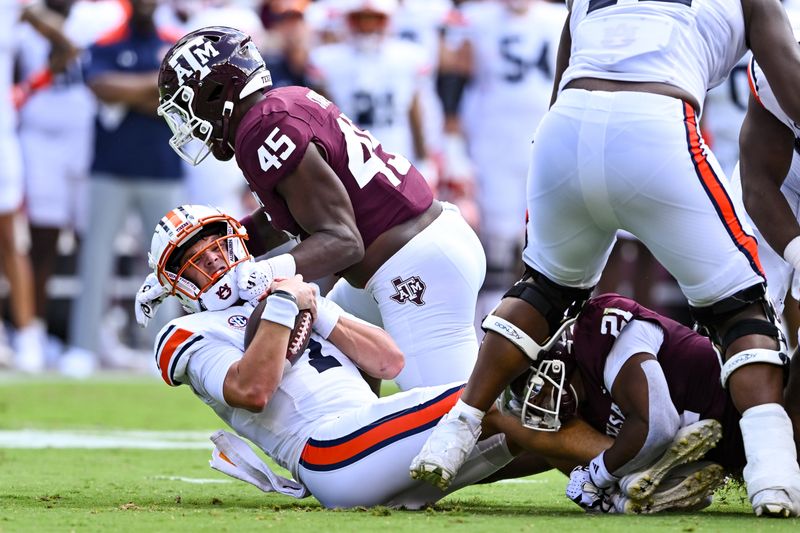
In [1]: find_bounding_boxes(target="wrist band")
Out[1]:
[783,235,800,271]
[313,296,341,339]
[262,292,299,329]
[268,253,297,280]
[588,452,619,489]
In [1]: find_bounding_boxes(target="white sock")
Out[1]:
[447,434,514,492]
[740,403,800,499]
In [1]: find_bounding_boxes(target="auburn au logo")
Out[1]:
[389,276,426,306]
[216,283,232,300]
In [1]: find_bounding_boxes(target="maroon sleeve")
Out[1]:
[236,110,313,191]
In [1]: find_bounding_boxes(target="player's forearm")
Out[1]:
[225,321,289,411]
[743,179,800,255]
[290,229,364,280]
[489,412,611,464]
[327,317,403,379]
[240,209,291,257]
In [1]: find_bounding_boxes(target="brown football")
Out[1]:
[244,297,313,365]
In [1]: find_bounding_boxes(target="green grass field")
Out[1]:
[0,375,796,532]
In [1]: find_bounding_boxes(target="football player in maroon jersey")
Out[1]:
[138,26,487,392]
[514,293,800,513]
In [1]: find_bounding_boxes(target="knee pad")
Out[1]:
[720,348,791,388]
[690,284,783,353]
[481,267,592,362]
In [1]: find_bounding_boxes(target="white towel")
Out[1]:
[208,430,309,499]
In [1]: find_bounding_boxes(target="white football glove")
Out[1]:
[236,254,297,305]
[236,261,272,304]
[134,272,169,328]
[565,466,618,514]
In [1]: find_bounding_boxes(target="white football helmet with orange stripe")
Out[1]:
[149,204,252,313]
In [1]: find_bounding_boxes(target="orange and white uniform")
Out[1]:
[154,302,512,508]
[524,0,761,307]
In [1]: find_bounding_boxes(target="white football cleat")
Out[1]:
[615,461,724,514]
[619,419,723,500]
[752,488,800,518]
[409,410,481,491]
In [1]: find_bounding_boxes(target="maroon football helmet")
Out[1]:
[157,26,272,165]
[520,327,579,431]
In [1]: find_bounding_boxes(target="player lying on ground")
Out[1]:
[509,293,799,514]
[144,203,612,508]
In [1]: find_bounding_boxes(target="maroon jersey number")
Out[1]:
[336,114,411,189]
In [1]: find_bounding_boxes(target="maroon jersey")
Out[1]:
[234,86,433,248]
[574,293,744,471]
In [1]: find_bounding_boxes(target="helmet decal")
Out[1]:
[168,36,221,86]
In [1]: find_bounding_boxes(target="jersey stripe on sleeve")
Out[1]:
[155,325,204,386]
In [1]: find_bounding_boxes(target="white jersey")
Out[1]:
[461,0,566,130]
[154,303,376,480]
[309,38,431,159]
[561,0,747,112]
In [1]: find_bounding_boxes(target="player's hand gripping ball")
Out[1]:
[244,297,313,365]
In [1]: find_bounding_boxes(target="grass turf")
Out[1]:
[0,376,796,532]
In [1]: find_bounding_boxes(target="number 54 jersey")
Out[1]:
[234,86,433,248]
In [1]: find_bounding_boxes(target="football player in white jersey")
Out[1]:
[734,21,800,463]
[146,203,612,508]
[308,0,432,166]
[412,0,800,518]
[458,0,567,274]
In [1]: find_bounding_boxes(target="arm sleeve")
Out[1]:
[603,319,665,392]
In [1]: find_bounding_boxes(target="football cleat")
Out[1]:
[615,461,724,514]
[752,488,800,517]
[409,410,481,491]
[619,419,723,500]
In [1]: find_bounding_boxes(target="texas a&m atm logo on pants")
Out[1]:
[389,276,426,306]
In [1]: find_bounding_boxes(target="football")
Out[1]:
[244,297,313,365]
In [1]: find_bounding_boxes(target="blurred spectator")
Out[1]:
[1,1,77,372]
[262,0,312,87]
[308,0,432,169]
[13,0,129,370]
[60,0,184,377]
[455,0,566,278]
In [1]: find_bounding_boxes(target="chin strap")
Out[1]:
[212,83,237,161]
